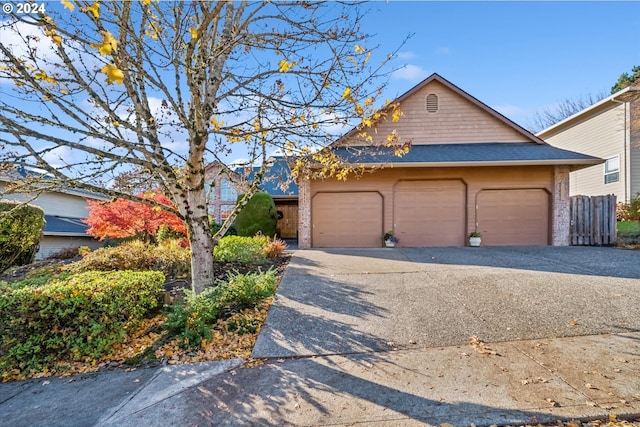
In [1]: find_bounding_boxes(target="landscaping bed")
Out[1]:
[0,236,290,382]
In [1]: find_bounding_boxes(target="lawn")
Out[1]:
[618,220,640,234]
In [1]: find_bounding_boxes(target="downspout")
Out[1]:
[611,97,629,202]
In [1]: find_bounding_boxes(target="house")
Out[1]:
[297,73,603,248]
[0,167,106,259]
[205,158,299,239]
[537,85,640,203]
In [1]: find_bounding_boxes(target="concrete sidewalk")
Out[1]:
[1,247,640,426]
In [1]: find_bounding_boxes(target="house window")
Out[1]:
[426,93,439,113]
[604,156,620,184]
[220,205,234,220]
[220,179,238,202]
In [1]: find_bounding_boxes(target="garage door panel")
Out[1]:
[394,180,466,247]
[478,189,549,246]
[312,192,382,247]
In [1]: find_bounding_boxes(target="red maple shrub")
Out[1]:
[84,189,186,242]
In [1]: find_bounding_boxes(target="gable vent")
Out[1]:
[426,93,439,113]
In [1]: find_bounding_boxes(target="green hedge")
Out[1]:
[214,235,270,264]
[235,192,277,237]
[0,270,165,375]
[0,201,45,273]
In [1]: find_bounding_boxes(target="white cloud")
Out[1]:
[396,51,416,60]
[391,64,430,82]
[494,104,525,117]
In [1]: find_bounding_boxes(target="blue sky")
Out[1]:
[363,1,640,129]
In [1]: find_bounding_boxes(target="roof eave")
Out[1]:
[341,159,604,168]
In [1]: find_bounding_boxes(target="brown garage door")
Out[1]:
[477,189,549,245]
[394,180,466,246]
[312,192,383,247]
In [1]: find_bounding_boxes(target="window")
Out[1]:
[425,93,439,113]
[604,156,620,184]
[220,205,234,220]
[220,179,238,201]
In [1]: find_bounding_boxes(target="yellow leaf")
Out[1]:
[278,59,291,72]
[189,27,198,40]
[392,108,403,122]
[141,0,151,4]
[354,45,365,54]
[81,2,100,18]
[61,0,75,12]
[101,64,124,85]
[112,120,119,127]
[60,89,68,95]
[342,86,351,100]
[91,31,118,56]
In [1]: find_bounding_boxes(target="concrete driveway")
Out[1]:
[253,246,640,358]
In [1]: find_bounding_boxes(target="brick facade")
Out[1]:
[298,178,311,248]
[551,165,571,246]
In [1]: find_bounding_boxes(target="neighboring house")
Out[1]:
[297,73,602,248]
[0,167,107,259]
[537,86,640,203]
[205,161,241,224]
[205,158,299,238]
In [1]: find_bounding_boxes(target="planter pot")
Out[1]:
[384,240,396,248]
[469,237,481,247]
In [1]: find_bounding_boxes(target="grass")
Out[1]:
[617,221,640,234]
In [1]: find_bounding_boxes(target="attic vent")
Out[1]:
[426,93,439,113]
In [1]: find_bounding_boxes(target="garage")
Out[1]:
[477,189,549,246]
[394,180,466,246]
[312,191,383,247]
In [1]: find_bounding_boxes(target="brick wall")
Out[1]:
[552,165,571,246]
[298,178,311,248]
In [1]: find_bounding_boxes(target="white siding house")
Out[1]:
[538,86,639,203]
[1,169,106,259]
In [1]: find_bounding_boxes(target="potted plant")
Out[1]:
[469,231,482,247]
[383,230,399,247]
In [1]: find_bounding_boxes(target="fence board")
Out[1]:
[570,194,617,246]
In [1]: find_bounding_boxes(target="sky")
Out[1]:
[361,1,640,130]
[1,1,639,171]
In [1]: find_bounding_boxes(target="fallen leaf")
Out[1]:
[568,320,578,326]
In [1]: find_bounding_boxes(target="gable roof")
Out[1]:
[536,85,639,138]
[239,157,298,198]
[337,73,547,146]
[0,166,107,200]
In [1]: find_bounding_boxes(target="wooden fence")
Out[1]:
[570,195,617,246]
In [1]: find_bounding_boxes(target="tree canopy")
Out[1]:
[0,1,407,293]
[611,65,640,94]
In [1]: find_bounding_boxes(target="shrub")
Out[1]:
[0,270,164,375]
[235,192,277,237]
[0,202,45,273]
[64,239,191,278]
[215,269,278,310]
[164,270,277,349]
[214,235,269,264]
[264,238,287,258]
[65,240,155,273]
[47,246,82,260]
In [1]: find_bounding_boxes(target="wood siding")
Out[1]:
[36,236,102,260]
[309,166,554,245]
[0,186,92,218]
[543,102,629,201]
[342,80,531,146]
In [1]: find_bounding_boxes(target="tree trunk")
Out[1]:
[188,213,215,294]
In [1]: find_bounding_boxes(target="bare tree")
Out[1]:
[0,1,406,293]
[528,92,608,133]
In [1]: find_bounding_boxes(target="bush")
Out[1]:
[164,269,277,349]
[0,202,45,273]
[65,239,191,279]
[0,270,165,375]
[214,235,269,264]
[235,192,277,237]
[47,246,82,260]
[265,238,287,258]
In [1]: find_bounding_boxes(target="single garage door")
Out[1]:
[312,192,383,247]
[394,180,466,246]
[477,189,549,245]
